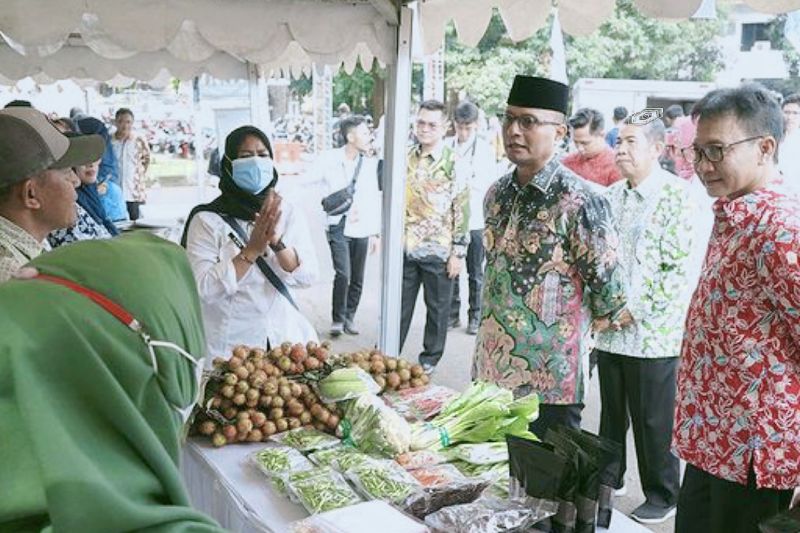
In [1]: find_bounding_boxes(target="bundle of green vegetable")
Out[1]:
[340,394,411,457]
[345,460,421,505]
[409,382,538,451]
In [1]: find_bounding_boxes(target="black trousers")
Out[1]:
[450,229,485,322]
[596,350,680,508]
[529,402,584,439]
[326,219,369,324]
[126,201,142,221]
[676,463,792,533]
[399,255,453,367]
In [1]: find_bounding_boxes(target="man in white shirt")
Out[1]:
[595,118,695,524]
[316,115,381,337]
[446,101,498,335]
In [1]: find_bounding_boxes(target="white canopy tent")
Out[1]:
[3,0,800,356]
[417,0,800,54]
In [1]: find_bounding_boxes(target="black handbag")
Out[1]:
[321,154,363,216]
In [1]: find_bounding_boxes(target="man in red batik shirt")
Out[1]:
[562,108,622,188]
[672,84,800,532]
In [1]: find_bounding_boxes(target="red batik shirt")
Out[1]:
[561,147,622,188]
[672,186,800,489]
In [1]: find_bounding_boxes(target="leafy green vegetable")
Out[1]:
[409,382,539,451]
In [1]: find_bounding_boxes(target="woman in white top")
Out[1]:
[182,126,318,365]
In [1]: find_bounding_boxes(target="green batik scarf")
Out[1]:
[0,232,224,532]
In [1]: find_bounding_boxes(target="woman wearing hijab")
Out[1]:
[75,115,129,222]
[0,232,224,532]
[48,153,120,248]
[182,125,319,365]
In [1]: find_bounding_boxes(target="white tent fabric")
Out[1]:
[0,0,395,83]
[416,0,800,54]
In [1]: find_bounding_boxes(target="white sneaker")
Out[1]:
[614,483,627,497]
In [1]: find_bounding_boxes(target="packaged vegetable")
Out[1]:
[408,464,465,488]
[331,450,374,472]
[340,394,411,457]
[345,459,422,505]
[317,367,381,402]
[448,442,508,465]
[404,474,490,519]
[450,459,507,480]
[250,445,314,478]
[382,385,459,421]
[289,500,429,533]
[424,496,558,533]
[286,468,363,514]
[308,445,356,467]
[273,465,331,497]
[395,450,450,470]
[271,426,340,453]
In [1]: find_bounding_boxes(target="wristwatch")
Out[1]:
[270,239,287,253]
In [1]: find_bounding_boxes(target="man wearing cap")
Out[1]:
[0,107,104,282]
[472,76,627,436]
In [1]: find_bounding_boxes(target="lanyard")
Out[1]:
[32,273,203,422]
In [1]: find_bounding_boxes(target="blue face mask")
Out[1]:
[229,155,274,194]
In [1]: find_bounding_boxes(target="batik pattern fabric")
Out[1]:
[404,145,469,261]
[473,157,626,404]
[672,187,800,490]
[0,215,44,283]
[48,205,113,249]
[596,169,694,359]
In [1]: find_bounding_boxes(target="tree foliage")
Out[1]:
[290,63,385,115]
[444,0,728,114]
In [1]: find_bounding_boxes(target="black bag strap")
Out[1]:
[348,154,364,190]
[220,214,299,310]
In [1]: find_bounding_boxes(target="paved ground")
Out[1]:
[144,167,672,532]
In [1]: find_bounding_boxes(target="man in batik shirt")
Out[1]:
[595,118,694,525]
[673,84,800,532]
[400,99,469,373]
[473,76,627,437]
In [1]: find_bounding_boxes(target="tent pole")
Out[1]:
[247,62,270,133]
[379,4,412,356]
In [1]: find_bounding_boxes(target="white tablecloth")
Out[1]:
[181,438,650,533]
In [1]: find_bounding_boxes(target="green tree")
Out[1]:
[444,0,728,114]
[567,0,726,81]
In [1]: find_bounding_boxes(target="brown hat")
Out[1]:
[0,107,105,187]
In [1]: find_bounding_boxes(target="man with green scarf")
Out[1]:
[0,232,224,532]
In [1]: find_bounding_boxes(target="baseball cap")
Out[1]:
[0,107,105,187]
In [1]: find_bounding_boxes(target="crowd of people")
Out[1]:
[1,72,800,532]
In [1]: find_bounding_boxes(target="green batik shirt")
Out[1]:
[596,168,694,359]
[473,157,626,405]
[405,143,469,261]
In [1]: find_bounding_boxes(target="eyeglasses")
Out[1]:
[501,113,563,131]
[680,135,764,164]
